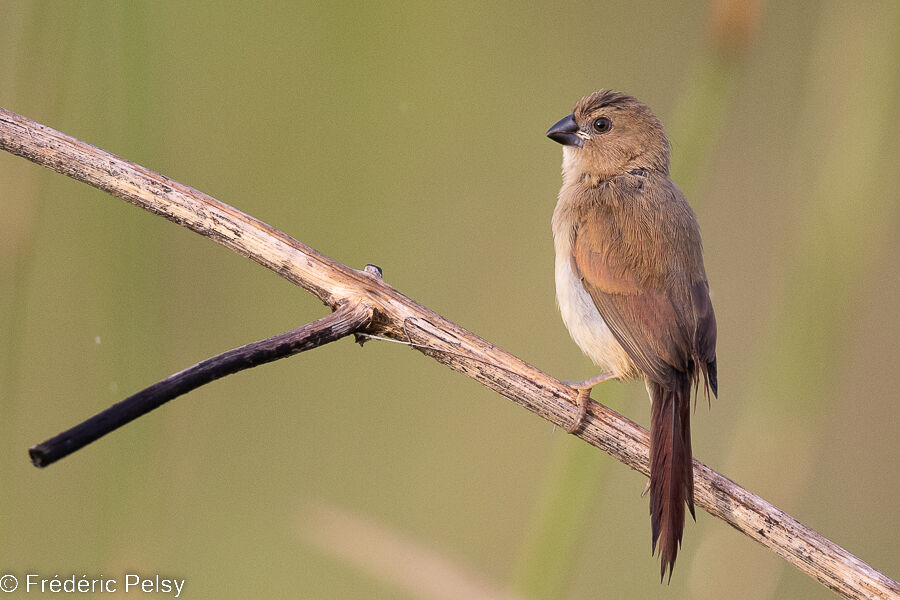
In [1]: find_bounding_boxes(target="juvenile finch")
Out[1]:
[547,90,718,580]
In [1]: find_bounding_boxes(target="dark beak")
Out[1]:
[546,113,582,147]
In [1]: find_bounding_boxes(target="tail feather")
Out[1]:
[649,376,693,582]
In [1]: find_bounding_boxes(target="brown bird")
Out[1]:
[546,90,717,581]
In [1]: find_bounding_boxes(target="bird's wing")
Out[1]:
[571,181,716,390]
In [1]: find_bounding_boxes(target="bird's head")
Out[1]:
[547,90,670,184]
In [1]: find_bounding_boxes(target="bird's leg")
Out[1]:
[563,373,616,433]
[567,373,617,390]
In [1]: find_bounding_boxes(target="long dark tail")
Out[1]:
[648,375,694,582]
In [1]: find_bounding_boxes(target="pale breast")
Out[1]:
[552,192,635,379]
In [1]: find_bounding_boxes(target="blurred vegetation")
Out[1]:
[1,1,898,598]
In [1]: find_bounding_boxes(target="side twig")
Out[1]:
[28,301,372,468]
[0,107,896,600]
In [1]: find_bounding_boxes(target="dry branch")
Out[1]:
[28,301,372,467]
[1,107,897,600]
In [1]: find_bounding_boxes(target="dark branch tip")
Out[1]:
[29,446,49,468]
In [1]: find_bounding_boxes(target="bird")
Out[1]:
[546,90,718,581]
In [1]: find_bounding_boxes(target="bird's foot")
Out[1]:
[562,373,615,433]
[564,387,591,434]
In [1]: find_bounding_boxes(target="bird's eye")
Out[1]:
[593,117,611,133]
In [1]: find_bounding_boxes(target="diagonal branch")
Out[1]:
[0,107,896,600]
[28,301,373,467]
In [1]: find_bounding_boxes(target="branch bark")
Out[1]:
[1,107,896,600]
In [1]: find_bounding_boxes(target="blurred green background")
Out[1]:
[1,1,898,598]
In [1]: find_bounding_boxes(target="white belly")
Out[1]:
[555,254,633,378]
